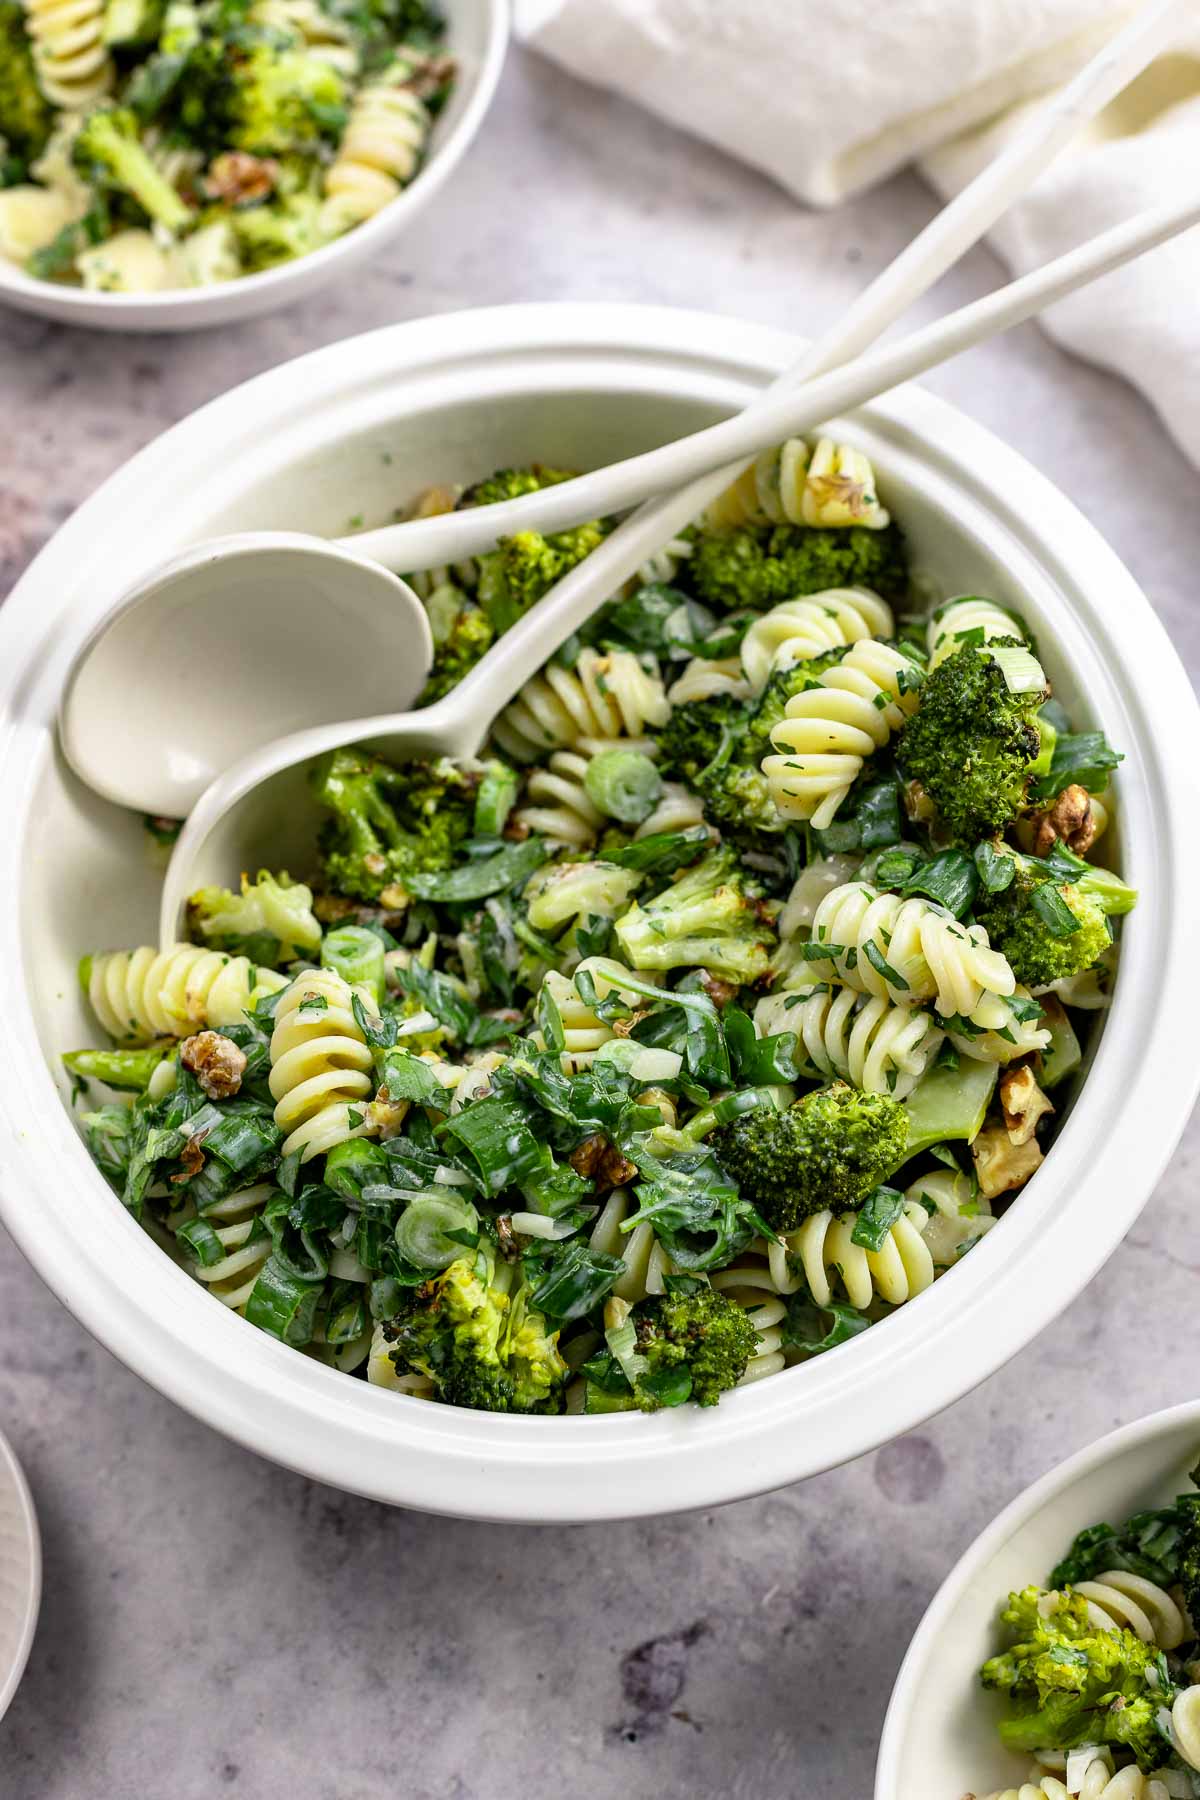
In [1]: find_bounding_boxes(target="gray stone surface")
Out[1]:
[1,46,1197,1800]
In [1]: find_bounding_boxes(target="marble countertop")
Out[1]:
[2,45,1198,1800]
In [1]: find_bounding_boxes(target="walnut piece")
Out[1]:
[569,1135,636,1191]
[366,1093,409,1140]
[180,1030,246,1101]
[903,778,936,824]
[699,971,739,1009]
[1030,783,1097,857]
[972,1125,1043,1199]
[999,1063,1055,1147]
[202,152,280,207]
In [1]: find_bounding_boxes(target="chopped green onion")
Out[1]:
[474,760,520,837]
[393,1193,480,1270]
[321,926,386,1004]
[583,749,664,825]
[984,644,1045,694]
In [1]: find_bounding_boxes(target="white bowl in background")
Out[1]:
[876,1403,1200,1799]
[0,303,1197,1522]
[0,1,508,333]
[0,1426,39,1724]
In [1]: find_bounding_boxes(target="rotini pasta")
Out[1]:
[22,0,114,111]
[493,648,671,762]
[513,750,606,850]
[637,535,694,586]
[762,639,923,827]
[739,587,895,692]
[589,1187,672,1303]
[253,0,359,71]
[947,989,1051,1064]
[808,883,1017,1029]
[1067,1571,1188,1648]
[1172,1685,1200,1770]
[633,783,706,840]
[767,1200,935,1310]
[705,436,890,532]
[754,979,943,1100]
[928,596,1028,668]
[177,1183,273,1312]
[76,229,176,294]
[977,1764,1169,1800]
[665,657,753,705]
[85,945,288,1043]
[321,53,433,232]
[0,183,81,262]
[268,968,378,1162]
[537,957,652,1072]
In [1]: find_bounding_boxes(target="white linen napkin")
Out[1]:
[516,0,1200,464]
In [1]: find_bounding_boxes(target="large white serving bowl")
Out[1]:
[0,0,508,333]
[876,1403,1200,1798]
[0,303,1197,1522]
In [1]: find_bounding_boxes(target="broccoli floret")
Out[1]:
[0,0,51,157]
[656,691,749,788]
[311,747,477,904]
[711,1084,909,1232]
[384,1250,567,1414]
[72,106,193,231]
[157,17,348,156]
[614,847,777,985]
[689,521,909,613]
[895,639,1046,845]
[974,862,1112,988]
[628,1281,759,1409]
[981,1585,1175,1770]
[224,43,347,155]
[187,869,321,963]
[460,464,577,508]
[230,189,323,269]
[418,603,495,705]
[476,521,611,635]
[1176,1497,1200,1629]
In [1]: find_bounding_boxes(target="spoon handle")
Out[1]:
[343,0,1185,579]
[441,183,1200,743]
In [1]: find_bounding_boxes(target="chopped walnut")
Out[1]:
[496,1215,518,1261]
[503,816,532,842]
[903,778,936,824]
[569,1135,605,1180]
[972,1125,1043,1199]
[598,1144,637,1189]
[314,893,359,924]
[999,1063,1055,1147]
[180,1030,246,1100]
[171,1133,208,1183]
[1030,783,1097,857]
[202,151,280,206]
[569,1135,636,1191]
[405,53,455,101]
[366,1092,409,1139]
[699,972,739,1009]
[378,881,411,911]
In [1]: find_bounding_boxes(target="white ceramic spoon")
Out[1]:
[160,182,1200,941]
[62,0,1189,822]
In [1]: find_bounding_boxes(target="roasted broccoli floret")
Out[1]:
[711,1084,909,1232]
[614,847,777,984]
[187,869,321,963]
[656,691,749,788]
[460,464,577,508]
[981,1585,1175,1770]
[628,1281,760,1409]
[1176,1497,1200,1630]
[0,0,52,157]
[230,190,323,269]
[311,747,477,903]
[476,521,611,635]
[418,602,494,705]
[688,521,909,613]
[974,860,1113,988]
[223,43,347,154]
[895,638,1047,845]
[72,105,193,231]
[383,1250,567,1413]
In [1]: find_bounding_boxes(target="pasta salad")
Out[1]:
[63,440,1136,1416]
[0,0,452,291]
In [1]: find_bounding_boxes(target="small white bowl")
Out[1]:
[0,303,1198,1521]
[0,0,508,333]
[876,1403,1200,1799]
[0,1427,40,1724]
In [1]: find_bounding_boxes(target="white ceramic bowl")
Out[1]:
[0,1,508,333]
[0,1426,40,1724]
[0,303,1197,1522]
[877,1403,1200,1798]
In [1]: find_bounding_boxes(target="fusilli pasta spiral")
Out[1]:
[85,945,288,1044]
[978,1762,1168,1800]
[947,989,1051,1063]
[1172,1685,1200,1770]
[321,54,432,231]
[253,0,359,70]
[1067,1571,1188,1648]
[538,957,652,1072]
[763,639,923,827]
[638,535,694,586]
[514,750,605,850]
[665,657,753,705]
[177,1182,273,1312]
[808,883,1017,1028]
[705,437,890,532]
[928,596,1028,668]
[766,1201,935,1310]
[589,1187,672,1303]
[634,783,706,839]
[754,979,943,1100]
[268,968,378,1162]
[22,0,114,110]
[739,588,895,692]
[493,648,671,762]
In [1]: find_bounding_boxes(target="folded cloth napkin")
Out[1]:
[516,0,1200,464]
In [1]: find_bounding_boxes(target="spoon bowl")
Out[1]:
[60,533,431,820]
